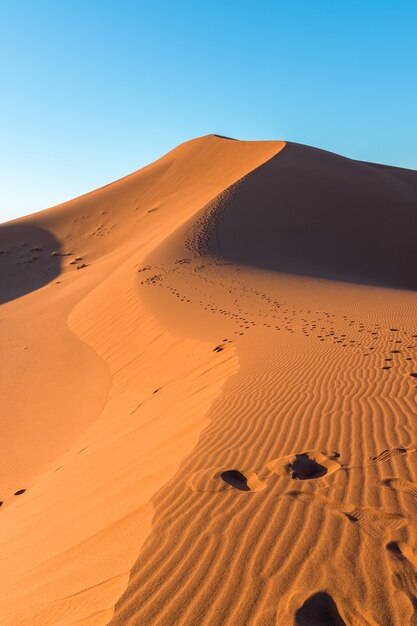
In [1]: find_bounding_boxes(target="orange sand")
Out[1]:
[1,135,417,624]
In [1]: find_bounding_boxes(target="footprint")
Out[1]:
[295,591,346,626]
[220,469,266,492]
[189,468,266,493]
[369,448,414,463]
[386,541,417,611]
[288,492,406,538]
[387,541,417,569]
[268,450,341,481]
[383,478,417,499]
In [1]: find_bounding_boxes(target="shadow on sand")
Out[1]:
[209,142,417,291]
[0,222,61,304]
[295,591,346,625]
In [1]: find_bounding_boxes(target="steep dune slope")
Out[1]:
[203,142,417,290]
[0,136,283,624]
[1,136,417,625]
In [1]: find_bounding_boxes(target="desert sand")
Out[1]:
[1,134,417,625]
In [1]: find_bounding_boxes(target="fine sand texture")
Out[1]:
[1,135,417,624]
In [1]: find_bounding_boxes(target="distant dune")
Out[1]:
[1,135,417,625]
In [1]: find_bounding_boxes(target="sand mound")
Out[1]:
[1,135,417,625]
[199,142,417,290]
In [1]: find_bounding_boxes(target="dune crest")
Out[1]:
[1,135,417,624]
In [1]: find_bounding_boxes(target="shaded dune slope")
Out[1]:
[204,142,417,290]
[0,223,61,303]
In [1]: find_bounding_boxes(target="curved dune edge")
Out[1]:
[110,145,417,624]
[0,136,284,624]
[205,142,417,291]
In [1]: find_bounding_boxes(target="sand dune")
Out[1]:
[1,135,417,624]
[203,143,417,290]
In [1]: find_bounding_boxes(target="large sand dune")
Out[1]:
[1,135,417,624]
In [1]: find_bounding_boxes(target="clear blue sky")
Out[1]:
[1,1,416,222]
